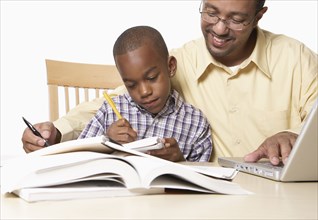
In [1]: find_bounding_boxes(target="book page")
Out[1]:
[2,152,141,192]
[185,165,238,180]
[14,180,164,202]
[123,156,251,195]
[122,137,163,151]
[28,136,113,156]
[104,141,238,180]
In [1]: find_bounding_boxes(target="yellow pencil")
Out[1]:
[103,91,123,119]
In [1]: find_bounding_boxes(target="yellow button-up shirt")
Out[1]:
[54,28,317,162]
[170,28,317,161]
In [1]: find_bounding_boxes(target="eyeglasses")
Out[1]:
[199,2,256,31]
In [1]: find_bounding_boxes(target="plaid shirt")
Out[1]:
[79,90,212,162]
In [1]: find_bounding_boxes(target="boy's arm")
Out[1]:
[187,117,213,162]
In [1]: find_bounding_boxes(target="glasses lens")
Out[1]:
[201,13,244,31]
[202,13,218,24]
[199,1,246,31]
[228,22,243,31]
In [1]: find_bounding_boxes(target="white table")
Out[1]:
[1,163,317,219]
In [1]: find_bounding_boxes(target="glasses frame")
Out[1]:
[199,1,258,31]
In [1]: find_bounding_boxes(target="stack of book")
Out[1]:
[2,136,251,202]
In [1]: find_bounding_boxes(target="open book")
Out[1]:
[27,135,163,156]
[17,135,238,180]
[2,136,250,202]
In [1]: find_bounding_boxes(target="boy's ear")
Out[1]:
[168,56,177,78]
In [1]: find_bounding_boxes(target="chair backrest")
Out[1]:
[46,59,123,121]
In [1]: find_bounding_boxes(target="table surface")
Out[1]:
[1,162,317,219]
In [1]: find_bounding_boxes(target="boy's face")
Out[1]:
[115,44,176,115]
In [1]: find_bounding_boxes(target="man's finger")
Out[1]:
[244,146,266,163]
[280,142,293,165]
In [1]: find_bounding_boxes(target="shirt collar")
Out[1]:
[124,90,182,118]
[195,27,271,80]
[195,37,214,81]
[246,27,271,78]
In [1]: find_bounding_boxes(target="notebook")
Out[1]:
[218,99,318,182]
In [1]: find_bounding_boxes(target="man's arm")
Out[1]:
[21,98,102,153]
[56,85,127,142]
[53,97,104,142]
[245,45,318,165]
[22,85,127,153]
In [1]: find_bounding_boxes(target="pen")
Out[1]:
[103,91,123,119]
[22,117,49,147]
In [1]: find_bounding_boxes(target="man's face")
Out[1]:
[200,0,261,66]
[115,44,173,115]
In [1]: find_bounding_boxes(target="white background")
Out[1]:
[1,0,317,158]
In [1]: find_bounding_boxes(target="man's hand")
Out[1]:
[147,138,185,162]
[22,121,61,153]
[244,131,298,165]
[106,118,137,144]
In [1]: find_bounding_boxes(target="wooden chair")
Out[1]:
[46,59,123,121]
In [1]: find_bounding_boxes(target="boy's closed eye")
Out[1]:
[124,72,160,88]
[146,72,160,82]
[125,81,136,89]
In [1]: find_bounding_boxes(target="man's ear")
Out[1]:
[168,56,177,78]
[253,6,268,28]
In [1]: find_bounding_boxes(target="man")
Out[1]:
[22,0,317,165]
[170,0,317,164]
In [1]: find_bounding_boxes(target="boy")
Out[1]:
[78,26,212,162]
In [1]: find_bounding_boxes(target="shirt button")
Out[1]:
[235,139,241,145]
[229,107,238,113]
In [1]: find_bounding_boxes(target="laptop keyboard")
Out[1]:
[258,161,284,168]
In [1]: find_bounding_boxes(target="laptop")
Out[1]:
[218,99,318,182]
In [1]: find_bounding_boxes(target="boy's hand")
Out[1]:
[147,138,185,162]
[106,118,137,144]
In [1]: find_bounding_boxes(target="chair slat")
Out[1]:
[75,87,80,105]
[48,85,59,122]
[64,87,70,113]
[46,59,123,121]
[84,88,89,102]
[95,89,100,98]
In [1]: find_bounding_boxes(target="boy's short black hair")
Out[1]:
[113,26,168,60]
